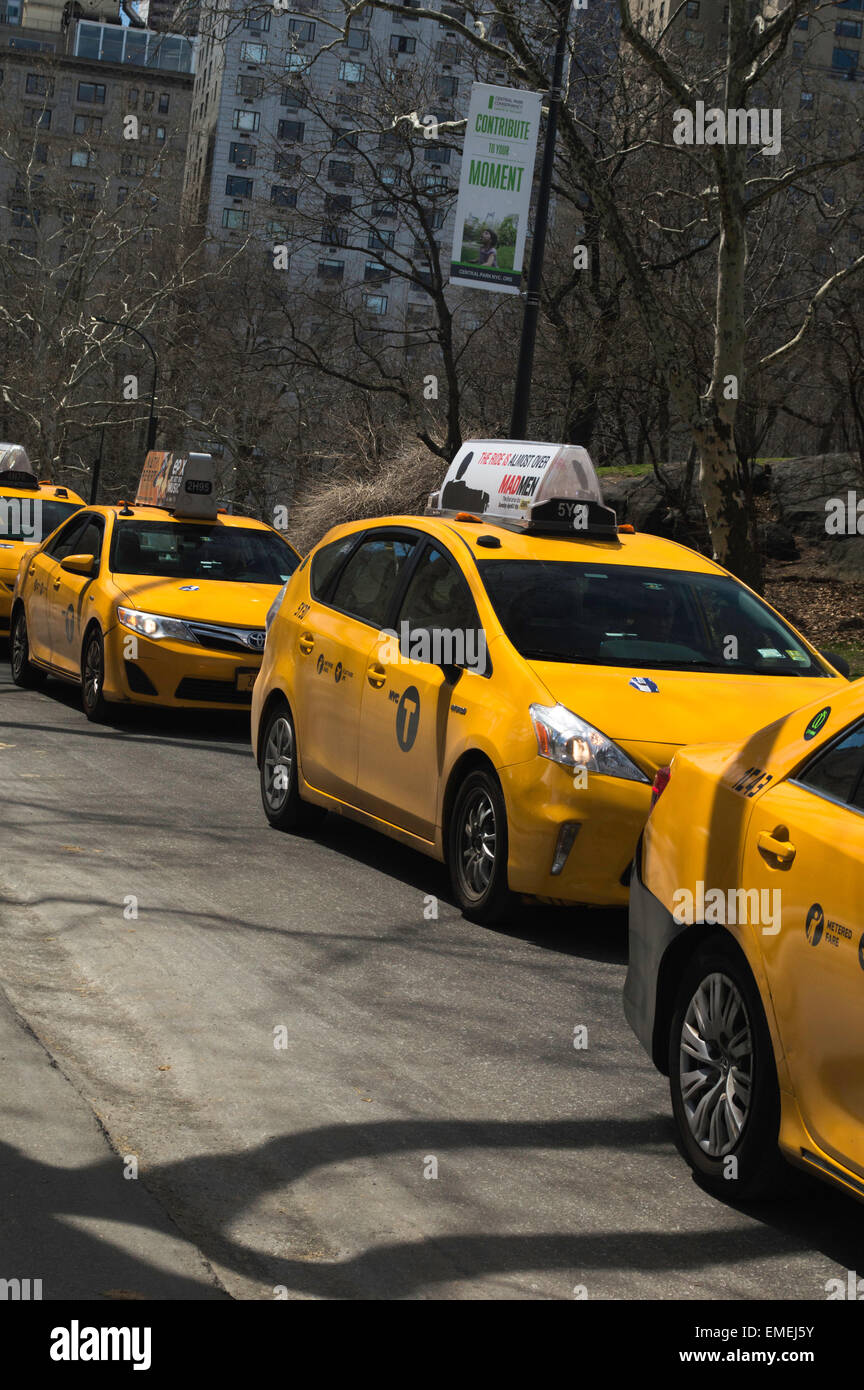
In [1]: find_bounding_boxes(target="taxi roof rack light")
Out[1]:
[428,440,619,541]
[0,443,39,490]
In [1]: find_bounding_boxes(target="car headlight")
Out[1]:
[265,581,288,636]
[529,703,649,783]
[117,606,192,642]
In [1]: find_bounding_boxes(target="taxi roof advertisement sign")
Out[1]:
[432,440,605,523]
[449,83,542,296]
[135,451,219,519]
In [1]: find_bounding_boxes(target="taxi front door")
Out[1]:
[292,532,419,803]
[356,542,487,844]
[48,514,105,676]
[741,718,864,1181]
[25,512,90,664]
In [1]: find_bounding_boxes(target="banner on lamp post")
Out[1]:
[449,82,542,295]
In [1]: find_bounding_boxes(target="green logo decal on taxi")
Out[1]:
[803,707,830,741]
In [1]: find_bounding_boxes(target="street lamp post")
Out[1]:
[92,316,159,452]
[509,0,572,441]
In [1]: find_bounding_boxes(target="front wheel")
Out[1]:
[260,701,326,833]
[447,768,514,924]
[81,627,110,723]
[10,607,45,688]
[668,938,788,1200]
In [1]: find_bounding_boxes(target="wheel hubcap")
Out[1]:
[458,789,496,900]
[12,617,26,674]
[84,640,101,708]
[264,715,293,811]
[679,971,753,1157]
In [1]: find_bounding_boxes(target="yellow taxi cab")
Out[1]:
[251,439,848,923]
[625,681,864,1203]
[0,443,85,637]
[10,449,300,721]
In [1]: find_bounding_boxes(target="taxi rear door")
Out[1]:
[47,512,106,676]
[292,529,419,803]
[741,716,864,1180]
[355,540,489,843]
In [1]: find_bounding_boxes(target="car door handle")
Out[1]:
[298,632,315,654]
[757,829,796,865]
[52,578,61,590]
[367,662,387,689]
[28,566,36,576]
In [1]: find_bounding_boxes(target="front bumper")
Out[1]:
[104,623,262,709]
[499,758,652,906]
[623,844,686,1067]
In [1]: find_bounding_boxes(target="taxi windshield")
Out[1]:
[109,520,298,584]
[0,496,82,543]
[478,561,829,677]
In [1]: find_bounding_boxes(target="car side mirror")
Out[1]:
[60,552,97,577]
[821,649,851,679]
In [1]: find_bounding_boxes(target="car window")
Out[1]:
[396,544,486,671]
[330,536,416,626]
[44,512,93,559]
[0,496,81,543]
[109,521,298,583]
[76,515,105,559]
[797,719,864,809]
[310,534,358,601]
[477,561,827,675]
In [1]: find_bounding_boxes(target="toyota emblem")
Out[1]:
[246,631,266,651]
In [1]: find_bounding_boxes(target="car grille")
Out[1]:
[175,678,253,705]
[185,620,267,654]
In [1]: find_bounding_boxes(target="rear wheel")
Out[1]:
[260,701,326,833]
[668,938,789,1200]
[447,768,514,924]
[10,607,44,688]
[81,626,110,723]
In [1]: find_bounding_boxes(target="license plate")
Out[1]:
[235,668,257,692]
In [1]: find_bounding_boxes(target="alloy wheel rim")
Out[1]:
[679,971,753,1157]
[264,715,293,811]
[12,615,26,676]
[458,788,496,900]
[84,638,102,709]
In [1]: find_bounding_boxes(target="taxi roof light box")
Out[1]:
[135,451,219,521]
[428,439,618,539]
[0,443,39,491]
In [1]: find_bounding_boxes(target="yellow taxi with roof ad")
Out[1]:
[625,681,864,1204]
[9,450,300,721]
[0,443,85,637]
[251,439,848,923]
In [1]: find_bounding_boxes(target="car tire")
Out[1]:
[10,607,45,689]
[81,626,110,723]
[448,767,515,925]
[260,700,326,833]
[668,937,790,1201]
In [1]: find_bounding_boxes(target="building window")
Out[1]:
[266,219,291,239]
[288,18,315,40]
[128,88,138,106]
[438,75,458,98]
[364,294,388,315]
[332,127,359,150]
[278,119,305,141]
[116,185,129,204]
[321,225,349,245]
[158,93,169,113]
[77,81,106,103]
[226,174,253,197]
[800,90,814,106]
[822,186,836,204]
[425,173,448,191]
[120,153,147,175]
[318,259,344,280]
[70,149,94,167]
[141,123,150,139]
[243,8,271,29]
[325,193,352,215]
[364,260,390,282]
[11,205,39,227]
[424,144,451,164]
[237,74,263,97]
[372,200,396,219]
[233,109,261,131]
[346,28,369,50]
[339,61,365,83]
[795,14,809,27]
[222,208,250,229]
[379,164,401,186]
[832,46,859,70]
[369,229,395,249]
[328,159,353,183]
[835,19,862,36]
[156,125,166,141]
[69,181,96,200]
[685,0,700,13]
[240,42,267,63]
[25,73,52,95]
[24,107,51,127]
[285,54,309,74]
[229,142,256,167]
[390,34,416,52]
[271,184,297,206]
[792,40,805,56]
[143,90,154,109]
[281,85,304,108]
[684,27,703,44]
[275,152,300,174]
[430,209,446,229]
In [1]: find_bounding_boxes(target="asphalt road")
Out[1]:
[1,658,862,1301]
